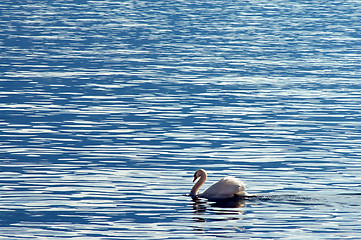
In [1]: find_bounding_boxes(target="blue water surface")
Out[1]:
[1,0,361,239]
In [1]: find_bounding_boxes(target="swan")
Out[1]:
[190,169,256,200]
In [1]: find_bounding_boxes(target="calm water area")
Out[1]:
[1,0,361,239]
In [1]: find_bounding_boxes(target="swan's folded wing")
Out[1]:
[201,176,247,200]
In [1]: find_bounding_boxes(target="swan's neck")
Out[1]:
[190,172,207,196]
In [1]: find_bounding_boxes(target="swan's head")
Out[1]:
[193,169,207,182]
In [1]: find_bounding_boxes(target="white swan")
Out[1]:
[190,169,255,200]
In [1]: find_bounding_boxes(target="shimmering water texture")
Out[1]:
[2,0,361,239]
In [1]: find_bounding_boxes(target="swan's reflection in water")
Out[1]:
[189,197,248,236]
[210,198,247,208]
[190,197,247,223]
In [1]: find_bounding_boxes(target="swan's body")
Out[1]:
[190,169,255,200]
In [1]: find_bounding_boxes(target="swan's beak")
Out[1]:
[193,176,198,182]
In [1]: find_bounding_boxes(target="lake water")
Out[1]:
[1,0,361,239]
